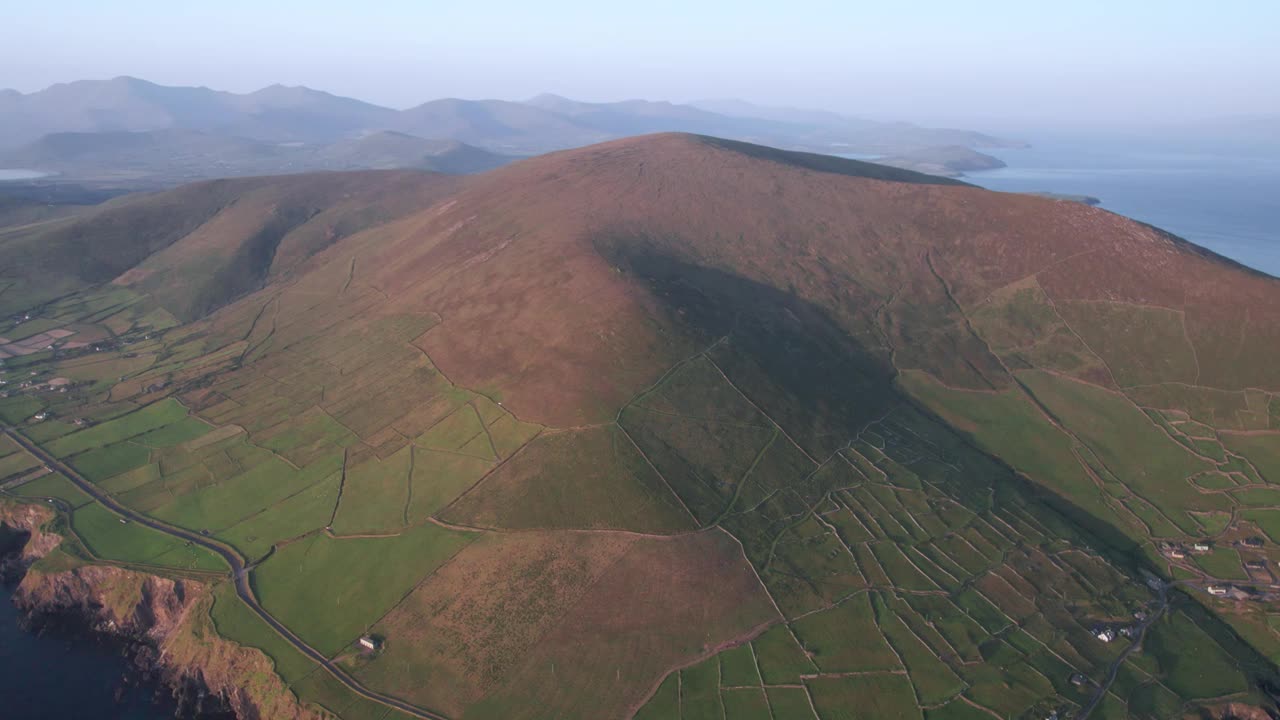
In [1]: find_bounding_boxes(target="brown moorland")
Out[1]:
[284,133,1279,427]
[8,132,1280,720]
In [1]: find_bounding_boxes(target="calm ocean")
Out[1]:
[0,589,180,719]
[968,133,1280,277]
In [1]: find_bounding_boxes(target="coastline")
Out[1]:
[0,498,320,720]
[960,134,1280,277]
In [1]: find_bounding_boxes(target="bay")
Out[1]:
[967,133,1280,277]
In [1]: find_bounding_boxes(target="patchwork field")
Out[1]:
[4,134,1280,720]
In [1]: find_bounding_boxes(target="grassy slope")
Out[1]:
[5,133,1280,719]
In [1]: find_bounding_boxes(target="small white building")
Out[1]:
[1207,585,1229,596]
[1092,626,1116,642]
[358,635,380,652]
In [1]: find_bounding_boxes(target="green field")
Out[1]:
[69,441,152,482]
[208,582,316,684]
[718,642,762,687]
[10,472,92,507]
[332,446,412,534]
[1018,370,1222,534]
[45,399,190,457]
[807,674,923,720]
[791,593,902,672]
[1145,610,1248,699]
[1193,547,1249,581]
[70,502,224,570]
[751,622,817,684]
[216,473,342,560]
[874,594,965,704]
[146,452,342,532]
[0,446,39,480]
[1221,433,1280,484]
[251,522,476,656]
[901,371,1125,533]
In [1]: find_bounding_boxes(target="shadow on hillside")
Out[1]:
[596,236,898,458]
[596,235,1153,559]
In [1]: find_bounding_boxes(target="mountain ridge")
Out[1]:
[2,132,1278,720]
[0,76,1021,155]
[0,128,509,186]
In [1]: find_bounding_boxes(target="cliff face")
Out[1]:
[1193,703,1280,720]
[15,564,194,642]
[1,500,323,720]
[0,501,60,580]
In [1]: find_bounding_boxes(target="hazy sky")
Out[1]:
[3,0,1277,128]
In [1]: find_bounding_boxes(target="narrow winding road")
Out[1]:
[1076,582,1170,719]
[2,426,446,720]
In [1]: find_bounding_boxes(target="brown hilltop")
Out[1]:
[12,132,1276,424]
[264,132,1279,426]
[9,132,1280,719]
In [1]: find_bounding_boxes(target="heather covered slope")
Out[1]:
[335,133,1280,426]
[0,169,461,318]
[3,133,1280,720]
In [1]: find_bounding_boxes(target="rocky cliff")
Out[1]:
[1,499,322,720]
[0,501,60,580]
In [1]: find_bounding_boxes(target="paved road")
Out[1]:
[2,425,446,720]
[1076,582,1170,719]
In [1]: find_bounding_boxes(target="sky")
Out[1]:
[2,0,1277,129]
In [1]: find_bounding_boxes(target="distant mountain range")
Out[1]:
[0,77,1025,186]
[0,128,508,186]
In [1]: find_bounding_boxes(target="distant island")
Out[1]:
[871,145,1007,177]
[1023,191,1102,205]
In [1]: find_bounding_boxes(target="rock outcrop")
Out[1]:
[0,500,60,580]
[1,499,322,720]
[1192,702,1279,720]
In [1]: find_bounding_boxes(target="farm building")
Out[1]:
[358,635,381,652]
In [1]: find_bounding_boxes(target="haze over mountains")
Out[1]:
[0,76,1021,186]
[0,129,509,186]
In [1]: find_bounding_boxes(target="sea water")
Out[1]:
[967,133,1280,277]
[0,589,179,719]
[0,169,51,181]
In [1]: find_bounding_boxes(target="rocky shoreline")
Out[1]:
[0,500,321,720]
